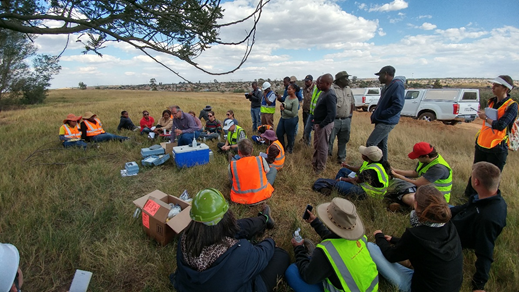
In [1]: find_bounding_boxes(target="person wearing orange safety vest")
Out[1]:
[59,114,87,148]
[80,111,129,142]
[464,75,517,197]
[261,130,285,171]
[229,139,275,205]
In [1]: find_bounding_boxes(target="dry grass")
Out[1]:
[1,89,518,291]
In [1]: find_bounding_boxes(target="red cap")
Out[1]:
[408,142,433,159]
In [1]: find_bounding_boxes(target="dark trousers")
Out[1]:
[464,145,508,196]
[276,116,299,153]
[303,111,310,133]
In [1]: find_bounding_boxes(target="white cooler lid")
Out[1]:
[173,143,209,154]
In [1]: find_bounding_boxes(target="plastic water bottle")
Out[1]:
[293,228,303,244]
[192,137,197,148]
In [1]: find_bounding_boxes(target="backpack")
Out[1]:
[312,178,337,196]
[507,101,519,151]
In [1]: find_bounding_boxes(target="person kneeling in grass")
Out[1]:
[59,114,87,149]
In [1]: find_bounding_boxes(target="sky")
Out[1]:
[33,0,519,88]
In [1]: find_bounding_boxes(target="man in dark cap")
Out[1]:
[329,71,355,164]
[366,65,404,161]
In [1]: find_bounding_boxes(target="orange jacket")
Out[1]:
[83,118,105,136]
[477,99,515,149]
[268,140,285,170]
[230,156,274,205]
[60,124,81,139]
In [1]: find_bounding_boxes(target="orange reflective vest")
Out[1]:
[230,156,274,205]
[83,118,105,136]
[477,98,515,149]
[268,140,285,170]
[60,124,81,139]
[258,124,273,131]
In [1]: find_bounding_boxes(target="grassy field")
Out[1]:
[1,89,518,291]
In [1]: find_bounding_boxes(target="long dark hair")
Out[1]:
[372,158,393,179]
[415,185,451,223]
[183,211,239,257]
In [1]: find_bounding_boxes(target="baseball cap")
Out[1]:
[304,75,313,81]
[375,66,396,76]
[358,146,383,162]
[408,142,434,159]
[222,119,235,131]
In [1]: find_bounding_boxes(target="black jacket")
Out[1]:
[375,221,463,292]
[248,88,262,108]
[451,192,507,290]
[312,88,336,128]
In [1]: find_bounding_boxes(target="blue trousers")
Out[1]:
[285,263,324,292]
[91,133,128,142]
[334,168,366,199]
[177,131,200,146]
[303,114,314,146]
[276,116,298,153]
[251,107,261,132]
[367,243,413,292]
[366,123,396,162]
[63,140,87,149]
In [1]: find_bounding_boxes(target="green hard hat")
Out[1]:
[190,188,229,226]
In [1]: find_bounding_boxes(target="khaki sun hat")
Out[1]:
[359,145,383,162]
[316,197,364,240]
[83,111,96,119]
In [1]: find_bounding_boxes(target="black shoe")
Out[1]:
[259,204,275,229]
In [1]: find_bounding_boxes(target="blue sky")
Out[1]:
[33,0,519,88]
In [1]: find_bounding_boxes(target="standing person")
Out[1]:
[80,111,128,142]
[139,110,155,135]
[312,74,336,174]
[260,82,276,127]
[170,105,200,146]
[301,75,315,140]
[285,198,379,292]
[198,105,212,122]
[172,188,290,292]
[261,130,285,171]
[303,76,322,146]
[368,185,463,292]
[200,111,222,141]
[452,162,507,292]
[276,77,291,102]
[276,83,300,154]
[366,65,405,161]
[117,110,139,131]
[278,76,303,103]
[328,71,355,164]
[59,114,88,148]
[247,81,263,132]
[464,75,517,197]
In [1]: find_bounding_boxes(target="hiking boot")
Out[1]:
[304,239,316,256]
[259,204,275,229]
[388,202,402,212]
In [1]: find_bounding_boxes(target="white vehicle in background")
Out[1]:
[401,88,480,125]
[352,87,381,111]
[363,76,406,112]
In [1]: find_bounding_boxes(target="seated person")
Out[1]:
[223,110,239,135]
[251,124,273,144]
[229,139,275,205]
[451,162,507,292]
[80,112,128,142]
[334,146,390,199]
[261,130,285,171]
[153,110,173,136]
[59,114,87,148]
[139,110,155,135]
[391,142,452,208]
[217,119,246,154]
[0,243,24,292]
[199,111,222,141]
[172,189,289,292]
[285,198,378,292]
[188,111,203,131]
[170,105,200,146]
[117,110,139,131]
[198,105,212,122]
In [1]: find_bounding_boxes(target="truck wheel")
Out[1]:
[369,106,377,113]
[442,121,460,125]
[362,107,368,112]
[418,112,436,122]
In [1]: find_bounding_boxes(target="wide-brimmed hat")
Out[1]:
[63,113,82,124]
[489,76,513,90]
[335,71,350,80]
[359,145,383,162]
[83,111,96,119]
[408,142,434,159]
[204,105,212,111]
[375,65,396,76]
[317,198,364,240]
[261,130,277,141]
[0,243,20,292]
[222,119,235,131]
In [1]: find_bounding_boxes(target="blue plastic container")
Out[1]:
[125,161,140,175]
[141,146,165,157]
[141,154,171,166]
[173,143,210,168]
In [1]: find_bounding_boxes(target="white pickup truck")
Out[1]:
[401,89,480,124]
[351,87,381,111]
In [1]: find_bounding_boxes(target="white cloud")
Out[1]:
[61,54,121,63]
[419,22,437,30]
[389,12,405,23]
[435,27,488,41]
[369,0,408,12]
[358,3,367,10]
[418,15,432,19]
[378,28,387,36]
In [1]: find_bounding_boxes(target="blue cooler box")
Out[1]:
[173,143,210,168]
[141,154,171,166]
[141,145,165,157]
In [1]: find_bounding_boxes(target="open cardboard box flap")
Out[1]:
[133,190,168,208]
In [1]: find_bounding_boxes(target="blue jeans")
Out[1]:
[276,116,298,153]
[303,114,314,146]
[285,263,324,292]
[366,123,396,162]
[328,118,351,162]
[367,243,413,292]
[91,133,128,142]
[177,131,200,146]
[266,166,277,186]
[334,168,366,199]
[141,127,151,135]
[251,107,261,132]
[63,140,87,149]
[200,132,220,141]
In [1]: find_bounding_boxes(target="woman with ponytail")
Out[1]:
[367,184,463,292]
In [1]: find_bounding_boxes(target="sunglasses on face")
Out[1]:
[144,113,149,116]
[208,115,213,117]
[226,113,231,116]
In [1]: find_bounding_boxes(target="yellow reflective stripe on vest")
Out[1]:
[227,126,244,145]
[310,87,322,115]
[231,157,268,194]
[416,154,452,202]
[359,163,389,198]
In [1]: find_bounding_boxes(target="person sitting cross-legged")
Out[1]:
[59,114,87,149]
[199,111,222,142]
[217,119,246,155]
[261,130,285,171]
[80,111,128,142]
[229,139,275,205]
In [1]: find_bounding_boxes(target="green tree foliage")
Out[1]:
[78,82,87,90]
[0,0,270,81]
[0,29,61,104]
[433,79,443,88]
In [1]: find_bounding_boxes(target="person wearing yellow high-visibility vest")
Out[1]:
[285,197,379,292]
[391,142,452,210]
[59,113,87,148]
[260,82,276,127]
[303,76,322,146]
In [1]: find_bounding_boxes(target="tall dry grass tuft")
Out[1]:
[0,90,517,291]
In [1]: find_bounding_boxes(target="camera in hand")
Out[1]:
[303,204,313,220]
[245,93,251,99]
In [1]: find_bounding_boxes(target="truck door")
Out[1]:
[402,90,421,116]
[457,90,480,122]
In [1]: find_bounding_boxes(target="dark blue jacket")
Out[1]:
[370,79,405,125]
[174,237,275,292]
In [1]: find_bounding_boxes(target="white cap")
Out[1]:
[262,82,271,91]
[0,243,20,292]
[489,76,513,90]
[222,119,235,131]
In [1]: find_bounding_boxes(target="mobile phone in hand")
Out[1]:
[303,204,313,220]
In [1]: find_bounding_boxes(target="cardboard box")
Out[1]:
[160,142,175,156]
[133,190,192,246]
[173,143,210,168]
